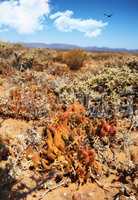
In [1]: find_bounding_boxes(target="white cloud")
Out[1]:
[50,10,108,37]
[0,0,50,34]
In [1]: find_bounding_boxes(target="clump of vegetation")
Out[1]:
[51,65,137,119]
[127,59,138,70]
[29,102,117,184]
[0,59,14,76]
[61,49,87,70]
[0,85,50,120]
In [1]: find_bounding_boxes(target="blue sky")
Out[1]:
[0,0,137,49]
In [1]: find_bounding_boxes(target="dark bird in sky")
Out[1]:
[104,13,113,18]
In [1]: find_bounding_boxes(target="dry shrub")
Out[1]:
[32,60,49,71]
[0,47,13,59]
[55,51,64,63]
[0,84,50,120]
[47,62,69,76]
[44,102,116,162]
[39,102,117,183]
[63,49,87,70]
[127,60,138,70]
[0,60,15,76]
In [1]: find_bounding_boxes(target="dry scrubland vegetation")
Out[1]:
[0,42,138,200]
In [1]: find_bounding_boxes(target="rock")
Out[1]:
[72,183,106,200]
[0,119,31,143]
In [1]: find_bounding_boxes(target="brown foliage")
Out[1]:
[59,49,86,70]
[38,102,117,183]
[26,146,41,168]
[0,60,15,76]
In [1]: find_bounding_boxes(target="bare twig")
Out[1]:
[89,167,110,192]
[39,179,69,200]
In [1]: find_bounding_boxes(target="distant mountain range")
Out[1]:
[22,43,138,52]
